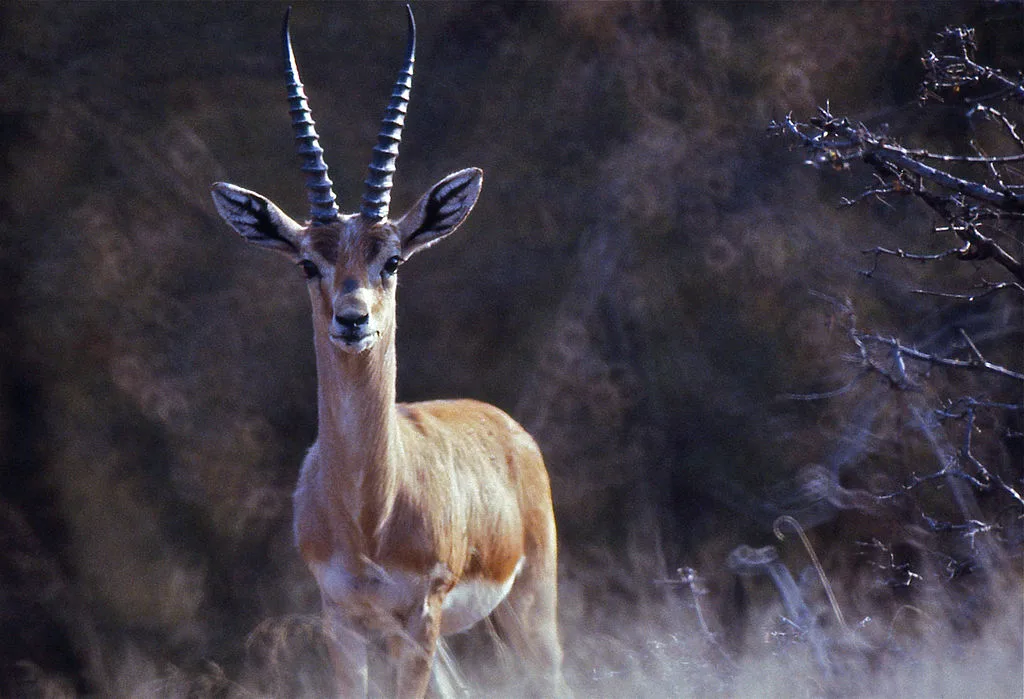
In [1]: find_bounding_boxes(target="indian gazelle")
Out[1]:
[210,7,563,697]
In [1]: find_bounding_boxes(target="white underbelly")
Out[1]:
[311,555,523,636]
[440,558,523,635]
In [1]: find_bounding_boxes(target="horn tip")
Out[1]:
[405,4,416,52]
[282,7,295,64]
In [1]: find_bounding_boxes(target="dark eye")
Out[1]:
[381,255,403,278]
[298,260,320,280]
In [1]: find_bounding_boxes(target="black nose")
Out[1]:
[335,313,369,331]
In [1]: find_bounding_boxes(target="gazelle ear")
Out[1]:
[395,168,482,258]
[211,182,305,257]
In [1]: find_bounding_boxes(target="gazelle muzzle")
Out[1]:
[330,290,379,353]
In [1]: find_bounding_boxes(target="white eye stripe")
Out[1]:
[228,193,259,210]
[435,182,458,199]
[435,174,472,200]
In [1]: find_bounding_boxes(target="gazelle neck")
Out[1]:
[311,317,402,548]
[313,322,399,465]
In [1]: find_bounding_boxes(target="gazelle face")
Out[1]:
[299,216,403,354]
[211,168,483,355]
[210,6,482,355]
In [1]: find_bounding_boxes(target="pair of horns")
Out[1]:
[283,5,415,225]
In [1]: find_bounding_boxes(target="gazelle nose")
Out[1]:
[335,313,369,331]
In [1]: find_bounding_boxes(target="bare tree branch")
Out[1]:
[762,25,1021,681]
[770,34,1024,282]
[855,331,1024,382]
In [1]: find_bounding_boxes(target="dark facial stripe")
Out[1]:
[310,228,340,264]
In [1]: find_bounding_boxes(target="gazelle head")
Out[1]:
[211,6,482,355]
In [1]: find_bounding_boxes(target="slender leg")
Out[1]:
[387,600,442,699]
[491,550,566,697]
[323,604,369,698]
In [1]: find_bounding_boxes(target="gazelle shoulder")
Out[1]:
[398,399,535,442]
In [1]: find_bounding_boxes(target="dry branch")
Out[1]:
[773,24,1022,581]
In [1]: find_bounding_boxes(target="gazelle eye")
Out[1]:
[299,260,320,280]
[381,255,403,278]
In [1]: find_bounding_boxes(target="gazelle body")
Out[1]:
[210,7,562,697]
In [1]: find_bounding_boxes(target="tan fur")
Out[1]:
[287,214,563,697]
[213,166,561,695]
[208,8,561,688]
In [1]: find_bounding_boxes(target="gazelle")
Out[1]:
[210,7,563,697]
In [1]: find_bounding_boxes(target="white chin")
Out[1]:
[331,334,376,354]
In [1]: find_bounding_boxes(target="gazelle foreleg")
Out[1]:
[385,595,444,699]
[322,603,369,697]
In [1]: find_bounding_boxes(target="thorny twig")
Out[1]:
[854,330,1024,384]
[771,109,1024,209]
[772,108,1024,280]
[770,27,1024,284]
[937,397,1024,508]
[783,292,1023,538]
[794,17,1024,511]
[858,243,970,278]
[913,279,1024,301]
[760,23,1021,685]
[920,26,1024,104]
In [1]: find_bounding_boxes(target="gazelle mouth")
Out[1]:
[329,330,378,353]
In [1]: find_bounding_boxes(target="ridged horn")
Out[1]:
[283,7,340,225]
[361,4,416,222]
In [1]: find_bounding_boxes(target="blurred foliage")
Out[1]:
[1,1,1021,695]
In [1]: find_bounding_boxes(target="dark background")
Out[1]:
[2,2,1021,695]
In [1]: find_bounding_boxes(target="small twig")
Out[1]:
[913,280,1024,301]
[855,332,1024,382]
[659,566,738,669]
[778,368,870,402]
[937,396,1024,417]
[971,104,1024,151]
[678,567,714,640]
[958,328,984,363]
[896,149,1024,164]
[859,244,967,278]
[940,397,1024,508]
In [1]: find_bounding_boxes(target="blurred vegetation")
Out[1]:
[1,1,1020,696]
